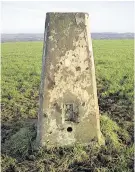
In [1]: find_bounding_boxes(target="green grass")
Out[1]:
[94,40,133,99]
[1,42,42,121]
[1,40,134,171]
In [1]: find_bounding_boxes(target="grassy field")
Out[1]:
[1,40,134,172]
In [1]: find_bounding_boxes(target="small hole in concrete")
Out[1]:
[43,113,47,117]
[67,127,72,132]
[82,102,85,106]
[60,62,62,65]
[76,66,81,71]
[86,67,89,70]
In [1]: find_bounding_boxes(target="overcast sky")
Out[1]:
[1,1,134,33]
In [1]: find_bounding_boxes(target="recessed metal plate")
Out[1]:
[63,103,79,123]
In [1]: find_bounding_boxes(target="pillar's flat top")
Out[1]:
[46,12,89,16]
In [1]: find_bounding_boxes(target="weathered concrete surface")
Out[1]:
[37,12,103,147]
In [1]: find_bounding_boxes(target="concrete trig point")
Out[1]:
[37,12,102,147]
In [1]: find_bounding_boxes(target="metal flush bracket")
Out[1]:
[63,103,79,123]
